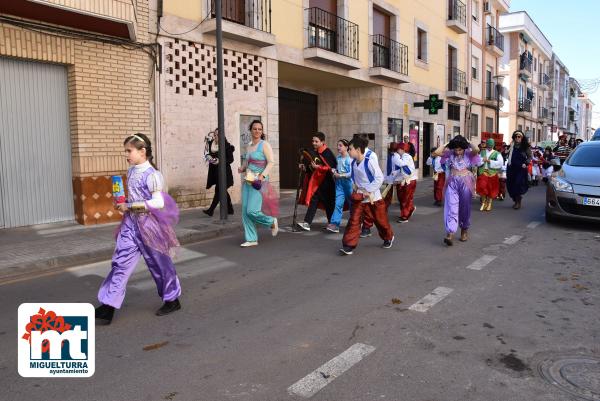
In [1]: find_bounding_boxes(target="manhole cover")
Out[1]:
[536,355,600,400]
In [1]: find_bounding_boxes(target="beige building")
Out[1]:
[0,0,154,227]
[498,11,553,145]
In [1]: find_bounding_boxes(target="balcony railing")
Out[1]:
[520,52,532,73]
[539,72,550,86]
[306,7,359,60]
[371,34,408,75]
[485,81,498,101]
[518,98,532,112]
[448,67,467,94]
[208,0,271,33]
[448,0,467,26]
[486,24,504,51]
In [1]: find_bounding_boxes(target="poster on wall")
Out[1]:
[239,115,261,163]
[409,120,420,166]
[435,124,445,148]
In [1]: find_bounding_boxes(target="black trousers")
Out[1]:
[304,186,335,224]
[208,181,233,213]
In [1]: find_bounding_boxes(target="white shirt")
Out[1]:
[352,155,383,202]
[384,153,402,184]
[365,147,379,165]
[394,152,417,183]
[426,156,444,173]
[481,149,504,170]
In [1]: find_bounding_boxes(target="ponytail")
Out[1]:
[124,133,157,169]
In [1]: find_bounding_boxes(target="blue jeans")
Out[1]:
[330,179,353,226]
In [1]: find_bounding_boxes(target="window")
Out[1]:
[387,118,403,143]
[534,57,537,71]
[486,117,494,132]
[472,0,479,21]
[471,113,479,137]
[472,56,479,80]
[417,28,427,62]
[448,103,461,121]
[532,127,536,141]
[518,124,523,131]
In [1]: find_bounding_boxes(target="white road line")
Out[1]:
[527,221,541,229]
[287,343,376,398]
[465,255,497,271]
[503,235,523,245]
[409,287,453,312]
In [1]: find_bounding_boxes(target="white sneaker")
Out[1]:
[296,222,310,231]
[271,218,279,237]
[240,241,258,247]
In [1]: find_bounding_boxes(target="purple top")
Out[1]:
[440,149,482,173]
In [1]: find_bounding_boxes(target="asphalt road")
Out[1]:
[1,185,599,401]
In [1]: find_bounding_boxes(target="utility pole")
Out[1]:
[215,0,228,221]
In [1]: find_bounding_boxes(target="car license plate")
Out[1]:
[582,197,600,207]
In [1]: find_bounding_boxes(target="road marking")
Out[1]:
[527,221,541,229]
[466,255,497,271]
[409,287,453,312]
[287,343,376,398]
[503,235,523,245]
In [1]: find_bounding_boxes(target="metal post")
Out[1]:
[216,0,228,221]
[496,82,500,135]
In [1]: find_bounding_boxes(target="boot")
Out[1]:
[443,233,454,246]
[485,198,493,212]
[514,199,522,210]
[460,229,468,242]
[156,299,181,316]
[480,196,487,211]
[95,304,115,325]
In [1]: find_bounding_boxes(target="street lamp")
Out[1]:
[493,74,504,135]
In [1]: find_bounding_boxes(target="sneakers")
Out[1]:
[240,241,258,247]
[339,246,354,255]
[382,236,394,249]
[326,224,340,233]
[156,299,181,316]
[95,304,115,325]
[408,207,416,219]
[360,228,372,238]
[296,222,311,231]
[271,218,279,237]
[397,217,408,224]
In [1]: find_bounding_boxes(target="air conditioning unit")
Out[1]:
[483,1,491,13]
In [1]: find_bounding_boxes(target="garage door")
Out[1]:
[0,57,73,228]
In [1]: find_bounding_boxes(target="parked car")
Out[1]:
[546,141,600,223]
[591,128,600,141]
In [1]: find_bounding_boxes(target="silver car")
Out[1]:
[546,141,600,223]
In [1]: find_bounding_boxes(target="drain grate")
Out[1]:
[536,355,600,401]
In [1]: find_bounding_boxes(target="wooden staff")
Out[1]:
[292,150,306,231]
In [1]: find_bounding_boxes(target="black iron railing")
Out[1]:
[208,0,271,33]
[520,52,532,73]
[448,67,467,94]
[539,72,550,86]
[485,81,497,101]
[486,24,504,51]
[448,0,466,26]
[306,7,359,60]
[371,34,408,75]
[518,97,532,112]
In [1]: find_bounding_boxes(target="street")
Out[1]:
[2,185,599,401]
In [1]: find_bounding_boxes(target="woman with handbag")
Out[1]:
[237,120,279,247]
[203,128,235,216]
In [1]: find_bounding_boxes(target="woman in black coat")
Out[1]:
[204,128,235,216]
[506,130,532,210]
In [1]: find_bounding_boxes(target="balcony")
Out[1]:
[518,98,532,116]
[485,81,499,106]
[447,67,468,100]
[538,72,550,89]
[519,52,532,79]
[369,34,409,83]
[447,0,467,34]
[0,0,137,40]
[485,24,504,56]
[303,7,360,69]
[201,0,275,47]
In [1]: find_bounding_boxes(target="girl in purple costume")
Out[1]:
[433,135,482,246]
[96,133,181,325]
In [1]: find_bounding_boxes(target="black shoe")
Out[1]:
[360,228,372,238]
[382,236,394,249]
[339,246,354,255]
[203,209,214,217]
[156,299,181,316]
[228,209,234,215]
[95,304,115,325]
[433,201,442,207]
[397,217,408,224]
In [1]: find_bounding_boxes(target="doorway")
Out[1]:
[422,122,433,176]
[278,87,318,189]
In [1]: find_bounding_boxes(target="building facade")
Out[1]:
[577,94,594,141]
[0,0,154,228]
[498,11,552,145]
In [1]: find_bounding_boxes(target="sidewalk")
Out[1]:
[0,180,435,281]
